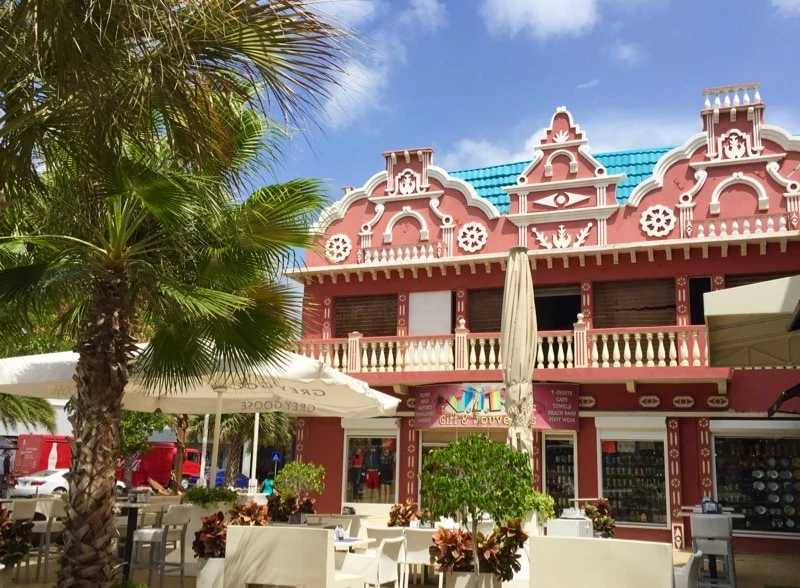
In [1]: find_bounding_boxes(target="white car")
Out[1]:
[13,469,126,497]
[13,469,70,497]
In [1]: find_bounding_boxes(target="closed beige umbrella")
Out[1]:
[500,247,538,474]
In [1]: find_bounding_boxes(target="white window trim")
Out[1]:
[709,419,800,437]
[542,432,579,511]
[340,418,399,432]
[595,421,669,529]
[341,424,400,509]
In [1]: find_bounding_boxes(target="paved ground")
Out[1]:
[18,549,800,587]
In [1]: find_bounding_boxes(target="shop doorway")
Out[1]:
[542,434,578,517]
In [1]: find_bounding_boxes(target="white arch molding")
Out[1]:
[383,206,430,244]
[709,172,769,215]
[544,149,579,177]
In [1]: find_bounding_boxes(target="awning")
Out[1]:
[703,275,800,367]
[767,383,800,417]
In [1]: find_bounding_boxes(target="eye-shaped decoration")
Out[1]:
[533,191,590,209]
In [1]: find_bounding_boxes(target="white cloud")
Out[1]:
[577,79,600,90]
[399,0,447,31]
[317,0,445,129]
[310,0,382,28]
[479,0,599,40]
[322,58,389,129]
[439,111,706,170]
[771,0,800,15]
[609,41,646,66]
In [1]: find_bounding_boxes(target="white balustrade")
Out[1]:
[535,334,574,370]
[589,328,706,368]
[358,242,443,265]
[703,84,761,109]
[695,213,789,239]
[292,325,707,373]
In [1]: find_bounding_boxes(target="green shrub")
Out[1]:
[182,486,238,509]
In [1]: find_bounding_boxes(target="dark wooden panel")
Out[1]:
[334,295,398,338]
[468,288,503,333]
[724,272,794,289]
[593,279,676,328]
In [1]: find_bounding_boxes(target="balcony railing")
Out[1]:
[291,315,709,374]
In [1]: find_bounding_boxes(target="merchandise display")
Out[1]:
[714,437,799,534]
[601,440,667,525]
[545,438,576,517]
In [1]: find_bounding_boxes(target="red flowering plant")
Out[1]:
[431,520,529,582]
[192,511,227,559]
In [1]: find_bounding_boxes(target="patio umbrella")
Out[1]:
[499,247,538,475]
[0,347,399,487]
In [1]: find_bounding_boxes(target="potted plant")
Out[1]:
[0,507,34,587]
[182,486,238,575]
[584,498,616,538]
[431,521,529,588]
[228,500,269,527]
[272,461,324,524]
[192,511,227,588]
[522,490,556,536]
[420,433,536,588]
[387,498,433,527]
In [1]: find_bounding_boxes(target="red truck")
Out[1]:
[13,434,201,488]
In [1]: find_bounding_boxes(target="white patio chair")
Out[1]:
[10,499,37,521]
[337,536,405,588]
[674,551,703,588]
[29,498,67,582]
[690,515,735,588]
[404,528,442,588]
[366,527,406,586]
[130,503,192,588]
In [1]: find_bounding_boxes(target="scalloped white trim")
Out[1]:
[625,133,707,207]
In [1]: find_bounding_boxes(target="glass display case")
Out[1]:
[544,437,576,517]
[601,440,667,525]
[714,437,800,534]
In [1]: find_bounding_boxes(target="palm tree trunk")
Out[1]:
[58,275,134,588]
[224,437,245,487]
[123,457,134,488]
[172,413,188,492]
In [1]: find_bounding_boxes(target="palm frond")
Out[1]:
[0,394,57,433]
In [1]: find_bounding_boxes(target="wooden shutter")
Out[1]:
[468,289,503,332]
[724,272,794,289]
[334,295,398,338]
[593,279,676,328]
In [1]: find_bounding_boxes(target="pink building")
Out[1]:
[289,84,800,555]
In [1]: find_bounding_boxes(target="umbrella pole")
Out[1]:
[249,413,260,492]
[198,414,210,488]
[209,392,223,489]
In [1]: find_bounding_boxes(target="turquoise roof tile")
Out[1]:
[448,146,674,213]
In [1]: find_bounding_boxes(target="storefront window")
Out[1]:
[544,437,576,517]
[714,437,800,534]
[601,440,667,525]
[345,436,396,504]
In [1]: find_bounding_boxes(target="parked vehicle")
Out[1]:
[13,435,201,488]
[12,469,125,497]
[188,469,249,489]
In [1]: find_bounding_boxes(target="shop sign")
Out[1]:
[414,383,509,429]
[533,383,580,431]
[413,383,579,430]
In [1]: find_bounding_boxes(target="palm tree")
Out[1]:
[188,412,295,486]
[0,0,351,196]
[0,395,57,434]
[0,101,328,586]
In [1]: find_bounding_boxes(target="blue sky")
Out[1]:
[271,0,800,201]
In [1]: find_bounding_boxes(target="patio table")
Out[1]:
[334,537,374,552]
